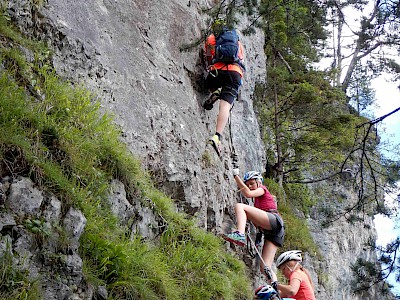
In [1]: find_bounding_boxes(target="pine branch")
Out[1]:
[357,106,400,127]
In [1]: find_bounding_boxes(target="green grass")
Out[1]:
[0,243,42,300]
[278,201,319,256]
[0,13,252,300]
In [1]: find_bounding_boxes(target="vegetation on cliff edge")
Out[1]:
[0,14,252,300]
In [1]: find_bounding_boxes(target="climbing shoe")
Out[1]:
[222,231,246,247]
[203,88,221,110]
[208,134,222,157]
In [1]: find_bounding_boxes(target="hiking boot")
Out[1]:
[222,231,246,247]
[208,134,222,157]
[203,88,221,110]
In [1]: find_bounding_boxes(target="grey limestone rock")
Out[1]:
[43,195,62,223]
[62,253,83,278]
[6,177,43,217]
[108,179,159,240]
[0,212,16,232]
[97,285,108,300]
[34,0,267,235]
[63,208,87,239]
[1,0,393,299]
[62,207,87,251]
[0,235,12,257]
[108,179,135,223]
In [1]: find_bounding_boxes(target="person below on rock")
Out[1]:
[222,169,284,283]
[202,18,245,157]
[275,250,316,300]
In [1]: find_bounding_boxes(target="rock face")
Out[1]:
[2,0,394,299]
[30,0,267,234]
[1,176,88,300]
[307,179,388,300]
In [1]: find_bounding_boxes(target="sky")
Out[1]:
[371,75,400,152]
[371,75,400,295]
[317,1,400,293]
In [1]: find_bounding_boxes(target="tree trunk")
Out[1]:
[273,54,284,186]
[341,43,361,92]
[335,6,344,87]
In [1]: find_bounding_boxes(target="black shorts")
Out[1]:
[263,213,285,247]
[205,69,242,104]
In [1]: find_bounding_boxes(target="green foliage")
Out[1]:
[284,183,315,214]
[263,178,285,203]
[0,13,252,299]
[82,233,180,299]
[278,201,319,257]
[0,244,42,300]
[258,34,368,181]
[255,0,371,184]
[348,63,376,115]
[381,157,400,187]
[24,218,51,246]
[24,219,49,235]
[263,180,320,257]
[264,179,320,258]
[160,225,251,299]
[350,257,392,296]
[260,0,326,63]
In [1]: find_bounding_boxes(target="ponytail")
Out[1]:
[287,260,314,289]
[299,265,314,289]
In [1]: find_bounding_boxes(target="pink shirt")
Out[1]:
[290,270,316,300]
[254,185,277,211]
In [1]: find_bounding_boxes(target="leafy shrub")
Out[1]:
[284,183,316,214]
[277,201,320,258]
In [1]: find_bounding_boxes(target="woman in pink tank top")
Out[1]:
[276,250,316,300]
[222,169,285,284]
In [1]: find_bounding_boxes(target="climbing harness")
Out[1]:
[209,65,218,77]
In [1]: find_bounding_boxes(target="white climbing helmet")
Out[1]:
[243,171,263,183]
[276,250,302,268]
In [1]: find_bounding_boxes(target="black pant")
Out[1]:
[205,69,242,104]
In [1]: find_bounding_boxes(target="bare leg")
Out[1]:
[261,241,278,282]
[234,203,248,233]
[234,203,278,280]
[234,203,272,233]
[216,100,231,134]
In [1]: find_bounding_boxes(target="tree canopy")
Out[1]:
[206,0,400,296]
